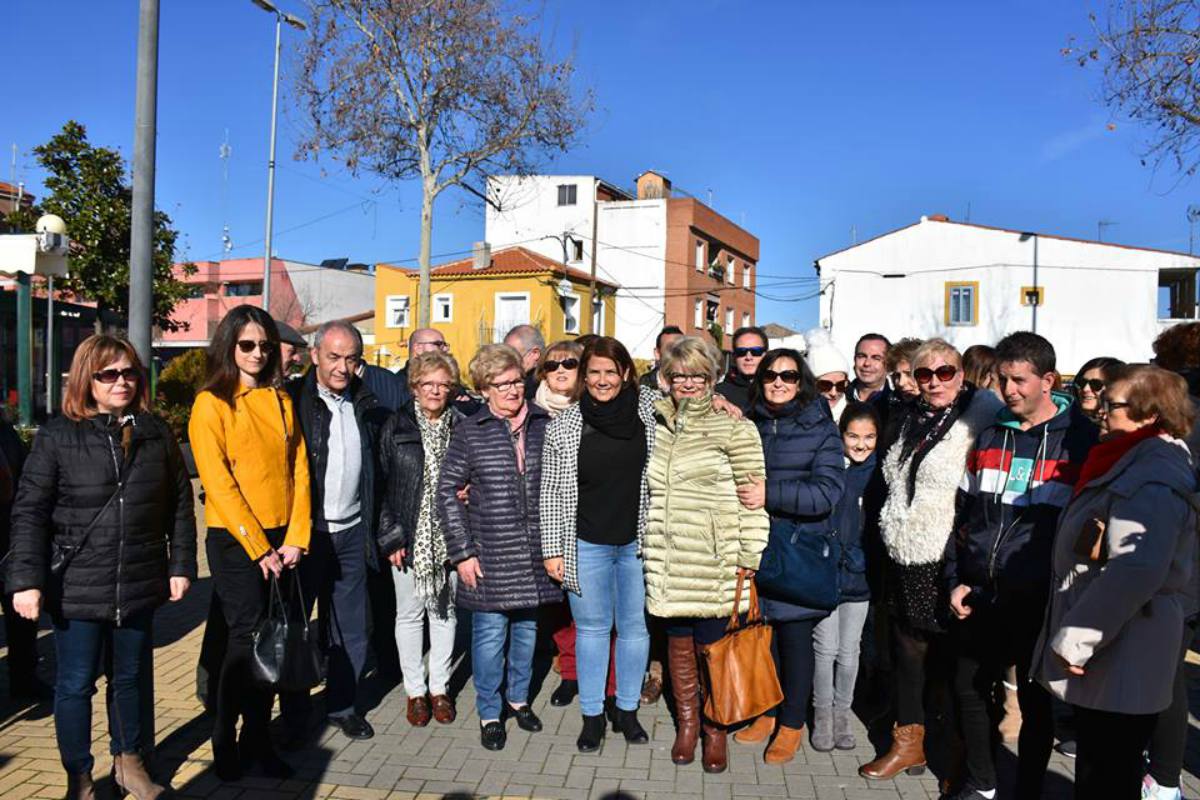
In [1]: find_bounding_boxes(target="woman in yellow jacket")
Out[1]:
[189,305,311,782]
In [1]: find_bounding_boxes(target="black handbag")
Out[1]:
[251,573,324,691]
[755,526,841,611]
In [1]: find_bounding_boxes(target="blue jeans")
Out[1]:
[54,612,153,773]
[568,540,649,716]
[472,608,538,721]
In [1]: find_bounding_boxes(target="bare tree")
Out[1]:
[296,0,592,326]
[1069,0,1200,177]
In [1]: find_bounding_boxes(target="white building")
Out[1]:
[814,214,1200,373]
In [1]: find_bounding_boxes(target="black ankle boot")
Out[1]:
[577,713,607,753]
[550,679,578,707]
[613,707,649,744]
[605,696,617,730]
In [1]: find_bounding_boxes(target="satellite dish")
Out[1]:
[1188,206,1200,223]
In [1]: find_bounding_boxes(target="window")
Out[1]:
[561,293,581,334]
[591,292,605,334]
[225,281,262,297]
[433,293,453,323]
[385,295,410,328]
[184,283,207,299]
[727,256,736,285]
[571,238,584,262]
[1020,286,1045,307]
[944,281,978,326]
[742,311,751,328]
[694,299,703,328]
[743,263,752,289]
[724,307,734,334]
[557,184,577,206]
[1158,269,1197,319]
[695,240,706,272]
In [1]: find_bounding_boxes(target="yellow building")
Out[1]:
[370,245,618,369]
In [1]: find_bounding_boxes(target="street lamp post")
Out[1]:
[250,0,306,315]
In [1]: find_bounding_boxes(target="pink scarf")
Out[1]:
[506,402,531,474]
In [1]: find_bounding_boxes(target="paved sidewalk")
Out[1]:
[0,518,1189,798]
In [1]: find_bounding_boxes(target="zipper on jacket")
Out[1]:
[107,434,126,626]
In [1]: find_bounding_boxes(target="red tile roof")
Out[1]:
[381,246,618,288]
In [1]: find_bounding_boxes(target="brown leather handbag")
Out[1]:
[700,574,783,726]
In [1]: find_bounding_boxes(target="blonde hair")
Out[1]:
[468,344,523,391]
[62,335,150,422]
[406,351,461,390]
[913,338,962,370]
[657,336,722,392]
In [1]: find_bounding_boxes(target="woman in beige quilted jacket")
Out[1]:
[643,336,770,774]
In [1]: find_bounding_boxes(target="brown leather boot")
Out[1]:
[63,773,95,800]
[701,720,728,773]
[733,714,775,744]
[763,724,804,765]
[667,635,700,765]
[858,723,926,780]
[113,752,165,799]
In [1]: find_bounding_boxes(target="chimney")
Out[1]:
[472,241,491,269]
[636,170,672,200]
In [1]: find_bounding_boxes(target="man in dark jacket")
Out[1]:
[283,320,388,742]
[715,326,768,411]
[945,332,1097,800]
[640,326,683,392]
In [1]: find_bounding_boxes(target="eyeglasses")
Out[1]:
[236,339,275,354]
[890,370,912,384]
[1074,378,1106,394]
[1101,398,1131,414]
[762,369,801,385]
[733,346,766,358]
[413,339,448,350]
[490,379,524,393]
[417,381,454,394]
[669,374,708,385]
[816,378,849,394]
[544,358,579,373]
[914,365,959,385]
[93,368,140,384]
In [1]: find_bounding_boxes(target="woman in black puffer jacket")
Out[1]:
[7,335,196,800]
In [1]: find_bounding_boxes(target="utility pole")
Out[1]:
[262,11,282,314]
[128,0,159,365]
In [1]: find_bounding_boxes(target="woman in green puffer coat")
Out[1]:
[643,336,770,775]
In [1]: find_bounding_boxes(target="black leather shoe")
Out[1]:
[509,704,543,732]
[245,747,294,780]
[213,742,243,782]
[480,720,507,751]
[577,713,607,753]
[329,712,375,741]
[613,707,649,744]
[550,679,578,707]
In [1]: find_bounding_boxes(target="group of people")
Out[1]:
[2,303,1198,800]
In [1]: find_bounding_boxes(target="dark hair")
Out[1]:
[575,336,639,401]
[575,333,601,350]
[839,400,880,435]
[1075,356,1124,382]
[751,348,817,407]
[995,331,1056,376]
[1153,322,1200,371]
[962,344,999,387]
[886,337,924,371]
[655,326,684,352]
[855,332,891,353]
[201,304,282,405]
[731,326,768,349]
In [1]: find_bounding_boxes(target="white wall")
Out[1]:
[284,260,375,324]
[818,218,1200,373]
[597,200,668,359]
[486,175,598,267]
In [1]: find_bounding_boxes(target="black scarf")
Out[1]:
[580,384,640,440]
[750,396,800,421]
[897,383,976,504]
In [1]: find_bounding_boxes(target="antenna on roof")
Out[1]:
[219,130,233,254]
[1188,206,1200,254]
[1097,219,1118,243]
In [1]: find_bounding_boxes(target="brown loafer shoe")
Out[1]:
[431,694,456,724]
[407,695,431,727]
[639,674,663,705]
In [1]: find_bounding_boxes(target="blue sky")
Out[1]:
[2,0,1185,330]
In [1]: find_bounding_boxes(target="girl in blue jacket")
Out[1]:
[810,402,880,752]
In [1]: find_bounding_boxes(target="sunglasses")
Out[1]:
[816,378,849,394]
[1074,378,1106,394]
[914,365,959,385]
[93,368,140,384]
[733,346,767,358]
[762,369,801,385]
[544,358,579,372]
[236,339,275,354]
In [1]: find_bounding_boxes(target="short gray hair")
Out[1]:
[504,324,544,356]
[313,319,363,355]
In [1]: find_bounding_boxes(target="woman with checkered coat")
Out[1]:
[541,336,659,753]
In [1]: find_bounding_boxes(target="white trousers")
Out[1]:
[392,566,457,697]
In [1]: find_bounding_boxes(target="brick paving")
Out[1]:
[0,492,1193,799]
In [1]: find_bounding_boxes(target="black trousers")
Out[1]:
[2,591,39,689]
[1147,619,1196,787]
[1074,705,1157,800]
[774,619,816,729]
[206,526,284,755]
[952,609,1053,795]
